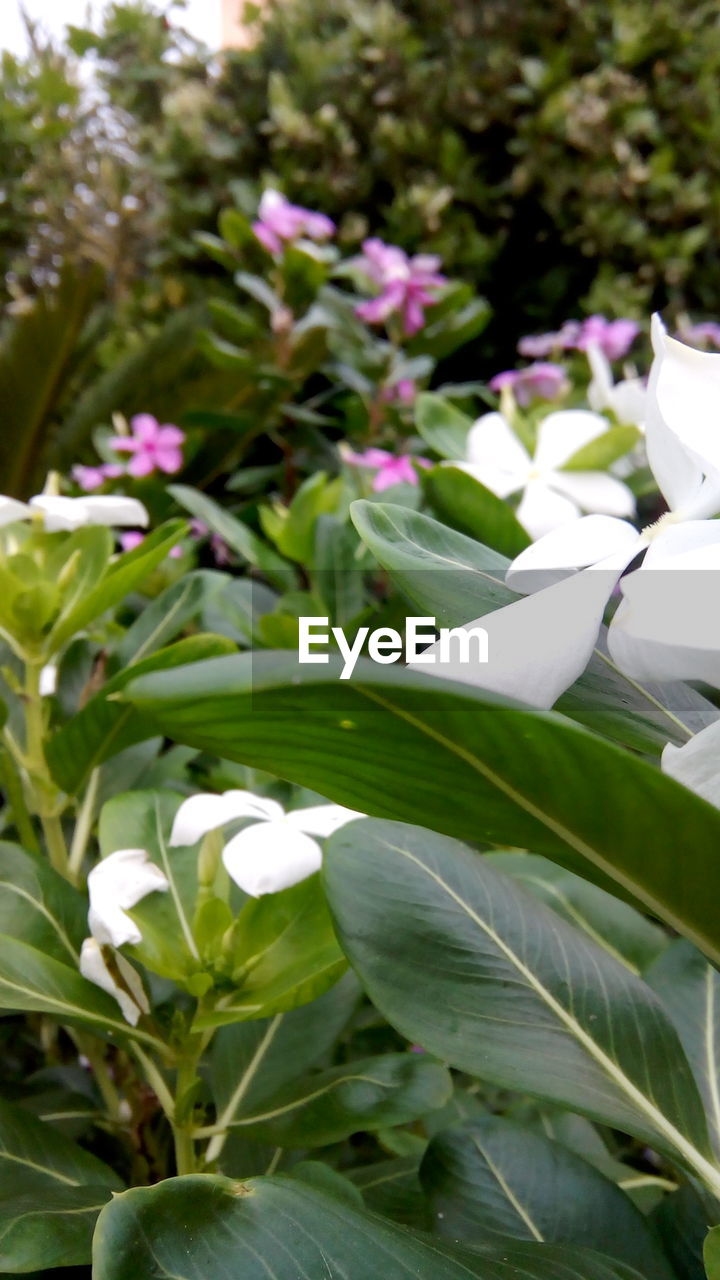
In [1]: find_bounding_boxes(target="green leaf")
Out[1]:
[0,841,86,965]
[350,499,714,753]
[112,570,223,669]
[98,790,199,983]
[415,393,472,460]
[48,521,187,650]
[46,632,236,794]
[324,819,718,1189]
[220,1053,451,1149]
[0,934,163,1051]
[91,1173,645,1280]
[420,1117,674,1280]
[124,652,720,970]
[169,486,293,589]
[275,472,341,564]
[486,852,668,975]
[350,1156,431,1229]
[705,1225,720,1280]
[562,426,641,471]
[0,1097,120,1271]
[313,515,366,625]
[424,464,531,558]
[196,874,347,1028]
[646,940,720,1158]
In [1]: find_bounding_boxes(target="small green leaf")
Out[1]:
[415,393,473,459]
[424,464,531,558]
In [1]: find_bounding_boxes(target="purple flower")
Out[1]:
[120,530,145,552]
[72,463,124,492]
[575,315,639,361]
[518,322,581,358]
[489,362,569,407]
[110,415,185,479]
[380,378,417,405]
[355,238,446,336]
[676,320,720,349]
[189,518,233,566]
[252,189,335,256]
[346,447,430,492]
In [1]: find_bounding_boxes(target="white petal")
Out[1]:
[549,469,635,519]
[87,848,169,948]
[169,790,283,845]
[0,496,32,527]
[515,479,580,540]
[79,938,146,1026]
[39,664,57,696]
[645,315,709,514]
[608,521,720,683]
[506,515,640,594]
[463,413,531,497]
[222,820,322,896]
[286,803,364,837]
[409,565,621,708]
[662,720,720,809]
[534,409,609,471]
[258,188,284,218]
[587,345,646,427]
[80,496,150,528]
[29,496,89,531]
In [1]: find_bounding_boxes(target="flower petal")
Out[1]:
[464,413,531,497]
[78,496,150,528]
[515,479,580,540]
[29,496,89,531]
[286,803,364,837]
[534,409,610,471]
[0,496,32,526]
[506,514,640,594]
[409,565,621,708]
[222,820,322,896]
[79,938,147,1026]
[169,790,283,846]
[549,469,635,519]
[645,315,711,514]
[87,848,169,948]
[608,520,720,683]
[662,719,720,809]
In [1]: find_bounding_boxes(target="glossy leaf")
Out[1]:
[420,1116,674,1279]
[124,652,720,969]
[324,819,719,1189]
[0,841,86,965]
[91,1173,645,1280]
[424,465,531,559]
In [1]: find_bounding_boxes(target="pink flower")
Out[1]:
[110,414,185,479]
[120,531,145,552]
[676,320,720,349]
[380,378,417,405]
[489,362,569,407]
[252,189,335,256]
[575,316,639,361]
[519,316,639,362]
[189,518,233,566]
[72,463,124,492]
[355,238,446,336]
[347,447,430,492]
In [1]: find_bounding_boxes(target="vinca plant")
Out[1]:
[4,189,720,1280]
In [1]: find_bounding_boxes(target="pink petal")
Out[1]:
[127,453,155,478]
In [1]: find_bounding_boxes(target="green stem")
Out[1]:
[68,768,100,881]
[172,1032,208,1176]
[72,1031,123,1124]
[22,661,69,877]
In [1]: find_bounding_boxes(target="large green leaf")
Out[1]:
[47,632,236,794]
[215,1053,451,1149]
[706,1225,720,1280]
[486,852,668,975]
[91,1173,645,1280]
[351,499,717,753]
[424,465,531,559]
[420,1116,674,1280]
[0,1097,120,1272]
[0,842,86,965]
[647,940,720,1158]
[324,820,720,1192]
[124,652,720,968]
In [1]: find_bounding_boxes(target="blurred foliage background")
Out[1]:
[3,0,720,351]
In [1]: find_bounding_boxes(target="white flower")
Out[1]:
[449,409,635,539]
[170,790,362,897]
[0,497,33,527]
[87,848,169,948]
[587,342,646,428]
[80,937,150,1026]
[39,664,57,696]
[662,719,720,809]
[414,315,720,707]
[28,494,149,532]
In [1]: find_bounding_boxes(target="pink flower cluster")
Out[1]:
[676,320,720,349]
[253,189,335,256]
[518,315,640,362]
[355,239,446,336]
[73,415,185,493]
[489,362,569,407]
[346,447,431,492]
